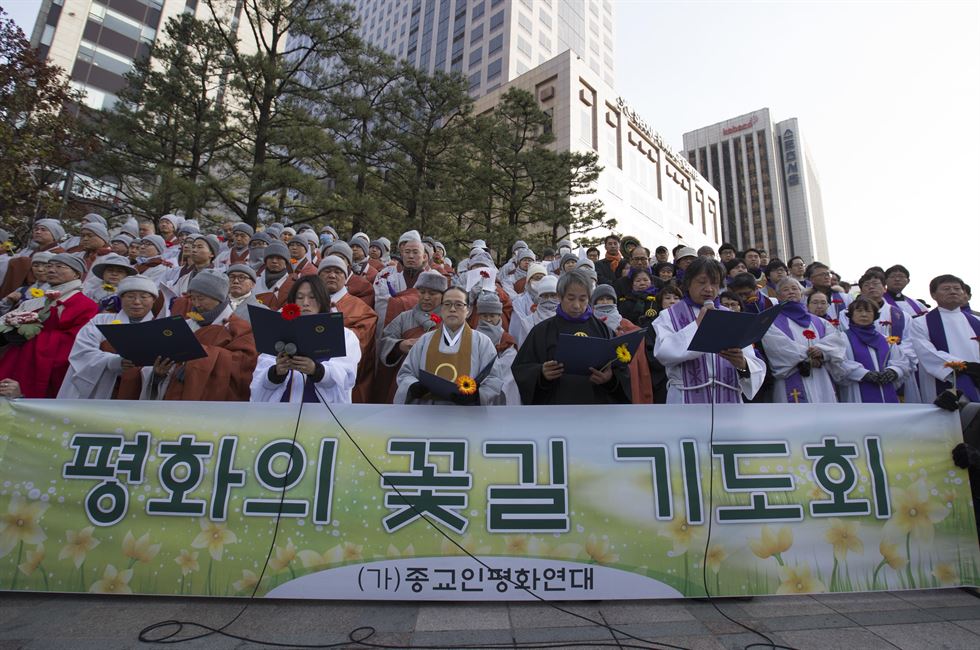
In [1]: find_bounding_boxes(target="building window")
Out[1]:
[518,12,533,34]
[469,47,482,67]
[487,58,502,80]
[70,79,118,111]
[489,10,504,32]
[470,23,483,44]
[488,33,502,55]
[77,40,136,77]
[472,1,484,20]
[516,35,531,57]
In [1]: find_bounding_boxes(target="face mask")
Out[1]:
[526,280,539,302]
[249,249,266,265]
[594,303,622,331]
[477,320,504,345]
[538,298,559,314]
[559,247,571,255]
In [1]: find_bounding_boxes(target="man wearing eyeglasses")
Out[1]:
[613,246,653,298]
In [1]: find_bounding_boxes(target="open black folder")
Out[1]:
[96,316,206,366]
[687,302,787,353]
[555,328,646,375]
[417,359,497,401]
[248,305,346,361]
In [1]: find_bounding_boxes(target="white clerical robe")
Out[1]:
[652,307,765,404]
[761,318,847,403]
[394,327,504,405]
[830,335,908,403]
[248,328,360,403]
[908,307,980,403]
[57,311,154,399]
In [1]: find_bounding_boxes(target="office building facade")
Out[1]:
[682,108,830,264]
[350,0,616,98]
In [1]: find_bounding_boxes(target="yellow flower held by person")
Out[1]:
[232,569,259,593]
[1,496,48,557]
[28,287,45,298]
[884,478,948,543]
[122,531,161,564]
[705,544,727,574]
[89,564,133,594]
[824,519,863,561]
[615,344,631,363]
[585,535,619,564]
[110,319,122,325]
[174,549,199,576]
[18,545,45,576]
[191,520,237,561]
[59,526,99,568]
[186,311,204,322]
[749,525,793,562]
[879,541,907,571]
[776,564,826,594]
[268,538,298,572]
[932,563,957,585]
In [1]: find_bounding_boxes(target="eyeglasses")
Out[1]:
[227,274,252,283]
[631,257,649,262]
[442,302,468,310]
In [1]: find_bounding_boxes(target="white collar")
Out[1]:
[442,325,464,348]
[332,286,349,303]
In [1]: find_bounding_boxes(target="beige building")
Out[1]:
[472,50,720,250]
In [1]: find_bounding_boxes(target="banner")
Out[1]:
[0,399,977,600]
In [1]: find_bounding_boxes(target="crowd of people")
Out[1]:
[0,216,977,411]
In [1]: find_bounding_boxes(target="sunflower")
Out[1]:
[887,336,901,345]
[615,344,631,363]
[28,287,45,298]
[102,283,116,292]
[456,375,478,395]
[943,360,967,372]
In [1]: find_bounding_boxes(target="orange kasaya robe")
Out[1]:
[0,244,64,295]
[617,318,653,405]
[256,276,295,312]
[124,315,257,401]
[347,273,376,309]
[334,292,378,404]
[373,320,428,404]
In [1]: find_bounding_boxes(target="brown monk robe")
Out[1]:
[346,273,376,309]
[335,292,378,403]
[466,284,514,331]
[0,243,64,296]
[254,243,295,311]
[617,317,654,405]
[99,340,145,399]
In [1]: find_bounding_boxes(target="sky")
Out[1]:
[5,0,978,300]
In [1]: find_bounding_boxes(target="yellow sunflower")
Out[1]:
[28,287,45,298]
[615,344,631,363]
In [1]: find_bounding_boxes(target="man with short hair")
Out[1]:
[226,263,265,323]
[909,274,980,403]
[614,246,653,298]
[0,219,66,296]
[654,245,670,264]
[729,272,776,314]
[743,248,764,281]
[595,234,623,286]
[883,264,927,317]
[697,245,716,259]
[373,231,430,339]
[216,223,254,269]
[807,262,851,320]
[718,243,737,264]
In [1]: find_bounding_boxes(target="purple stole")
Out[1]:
[772,311,827,403]
[879,305,906,338]
[925,309,980,401]
[845,326,899,403]
[744,290,774,315]
[828,291,848,319]
[884,291,925,316]
[279,372,318,403]
[667,298,742,404]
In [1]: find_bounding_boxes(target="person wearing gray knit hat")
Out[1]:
[263,242,292,268]
[247,232,272,268]
[225,264,264,322]
[120,217,140,238]
[476,290,503,315]
[512,240,528,253]
[109,232,134,256]
[80,222,110,246]
[48,252,86,279]
[317,254,349,275]
[415,269,448,293]
[397,230,422,247]
[349,235,369,257]
[139,234,166,255]
[82,213,107,227]
[117,274,160,297]
[33,218,66,245]
[188,268,229,303]
[591,283,617,305]
[226,263,257,283]
[558,253,578,274]
[327,240,354,266]
[232,222,255,237]
[254,242,293,308]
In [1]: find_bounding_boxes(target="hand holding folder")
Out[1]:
[248,305,346,361]
[97,317,207,367]
[554,329,646,375]
[687,302,787,353]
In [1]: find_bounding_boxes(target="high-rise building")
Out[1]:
[28,0,256,111]
[349,0,616,98]
[682,109,830,264]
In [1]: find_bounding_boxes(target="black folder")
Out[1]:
[248,305,346,361]
[687,302,787,353]
[417,359,497,401]
[555,328,646,375]
[96,317,207,366]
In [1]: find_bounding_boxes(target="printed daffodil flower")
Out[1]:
[440,534,490,557]
[824,519,863,561]
[659,516,696,555]
[749,525,793,564]
[705,544,727,574]
[932,563,957,585]
[268,538,298,572]
[585,535,619,564]
[191,520,237,561]
[89,564,133,594]
[0,496,48,557]
[59,526,99,568]
[505,536,529,554]
[232,569,259,593]
[884,478,948,543]
[385,543,416,558]
[174,549,199,576]
[122,531,161,564]
[879,541,907,571]
[18,545,45,576]
[776,564,826,594]
[298,542,363,568]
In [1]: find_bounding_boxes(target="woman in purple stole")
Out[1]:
[831,297,907,403]
[761,278,846,404]
[653,258,765,404]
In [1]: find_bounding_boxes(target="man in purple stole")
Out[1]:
[653,258,765,404]
[807,262,851,320]
[729,272,777,315]
[883,264,928,317]
[909,274,980,403]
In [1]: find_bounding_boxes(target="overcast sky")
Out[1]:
[6,0,978,300]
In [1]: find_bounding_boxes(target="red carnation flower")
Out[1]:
[430,313,442,325]
[832,298,844,304]
[281,303,301,321]
[802,330,817,340]
[480,270,490,279]
[829,319,840,327]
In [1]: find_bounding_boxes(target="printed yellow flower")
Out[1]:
[807,484,827,501]
[749,525,793,562]
[18,545,45,576]
[585,535,619,564]
[505,536,529,554]
[824,518,863,561]
[174,549,199,576]
[335,541,363,563]
[122,531,161,564]
[440,534,491,557]
[879,541,907,571]
[776,564,826,594]
[385,543,416,558]
[0,496,48,557]
[932,563,957,585]
[705,544,727,574]
[232,569,259,593]
[59,526,99,568]
[298,542,363,568]
[268,538,298,572]
[89,564,133,594]
[615,344,632,363]
[28,287,45,298]
[659,516,697,554]
[884,478,948,543]
[191,520,237,561]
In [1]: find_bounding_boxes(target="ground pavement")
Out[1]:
[1,588,979,649]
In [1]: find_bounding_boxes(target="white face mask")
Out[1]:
[538,297,559,314]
